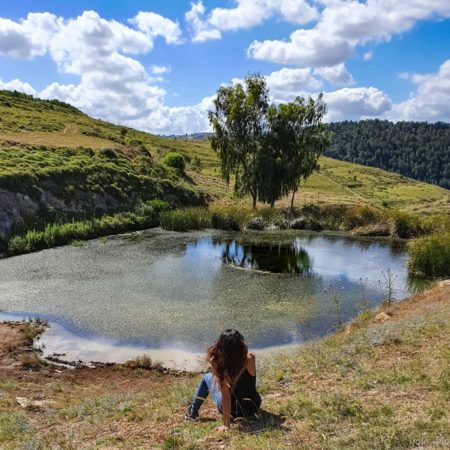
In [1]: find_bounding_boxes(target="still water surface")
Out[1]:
[0,229,420,365]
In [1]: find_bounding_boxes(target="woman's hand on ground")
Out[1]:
[215,425,229,433]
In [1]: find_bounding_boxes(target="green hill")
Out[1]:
[1,90,449,246]
[0,90,208,243]
[326,120,450,189]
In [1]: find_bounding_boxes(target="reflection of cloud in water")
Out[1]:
[293,236,408,291]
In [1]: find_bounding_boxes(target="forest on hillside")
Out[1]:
[326,120,450,189]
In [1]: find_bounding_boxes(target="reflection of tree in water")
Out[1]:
[220,240,314,275]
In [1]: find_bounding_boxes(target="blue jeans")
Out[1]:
[191,372,222,414]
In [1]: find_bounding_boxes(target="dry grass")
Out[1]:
[0,284,449,449]
[0,130,124,150]
[125,354,162,370]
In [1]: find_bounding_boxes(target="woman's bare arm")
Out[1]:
[247,352,256,376]
[220,380,232,427]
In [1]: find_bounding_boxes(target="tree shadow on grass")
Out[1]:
[235,409,286,434]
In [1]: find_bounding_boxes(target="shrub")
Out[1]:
[390,211,425,238]
[7,212,156,256]
[100,148,117,159]
[341,205,382,230]
[125,354,159,370]
[160,206,253,232]
[408,232,450,278]
[19,322,44,345]
[351,223,391,237]
[246,216,266,230]
[304,217,323,231]
[21,353,46,370]
[191,156,203,171]
[162,152,186,172]
[135,199,171,227]
[422,214,450,235]
[290,217,307,230]
[211,206,252,228]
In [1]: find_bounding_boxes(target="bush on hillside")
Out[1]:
[162,152,186,173]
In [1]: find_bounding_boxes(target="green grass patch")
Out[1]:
[408,232,450,277]
[7,199,171,255]
[0,411,30,443]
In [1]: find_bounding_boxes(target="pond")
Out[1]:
[0,229,422,369]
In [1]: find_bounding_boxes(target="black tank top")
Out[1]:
[231,369,261,418]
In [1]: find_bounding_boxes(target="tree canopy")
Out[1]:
[209,75,330,208]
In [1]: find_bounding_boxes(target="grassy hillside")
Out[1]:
[1,89,449,247]
[178,144,450,215]
[0,90,212,160]
[0,91,207,243]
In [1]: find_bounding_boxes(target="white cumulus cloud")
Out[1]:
[265,67,322,102]
[0,12,62,59]
[185,1,222,43]
[130,11,182,45]
[150,65,171,74]
[248,28,353,68]
[0,78,37,95]
[186,0,318,42]
[0,9,208,134]
[1,6,449,135]
[324,87,392,122]
[248,0,450,67]
[314,64,354,85]
[391,60,450,122]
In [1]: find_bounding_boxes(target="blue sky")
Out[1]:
[0,1,449,134]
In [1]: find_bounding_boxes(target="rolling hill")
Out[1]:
[1,90,449,245]
[326,120,450,189]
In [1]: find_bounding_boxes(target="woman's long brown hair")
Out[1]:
[206,329,248,387]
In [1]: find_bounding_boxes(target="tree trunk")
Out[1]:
[270,200,275,208]
[252,193,257,209]
[290,189,297,211]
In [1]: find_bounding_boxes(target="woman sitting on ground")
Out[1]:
[185,329,261,431]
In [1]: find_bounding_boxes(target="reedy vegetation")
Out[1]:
[6,200,170,255]
[159,203,448,236]
[408,232,450,278]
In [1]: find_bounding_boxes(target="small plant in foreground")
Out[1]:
[324,282,344,328]
[378,268,398,307]
[21,353,47,370]
[357,277,370,312]
[125,354,158,370]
